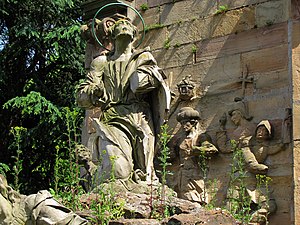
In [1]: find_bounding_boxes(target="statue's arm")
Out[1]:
[268,142,287,155]
[216,130,233,153]
[77,57,106,108]
[130,52,161,94]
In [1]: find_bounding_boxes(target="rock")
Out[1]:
[162,209,238,225]
[109,218,160,225]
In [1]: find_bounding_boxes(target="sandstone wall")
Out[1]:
[130,0,298,224]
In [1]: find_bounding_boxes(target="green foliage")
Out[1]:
[145,23,165,32]
[140,3,149,11]
[191,44,197,53]
[156,124,173,219]
[226,140,252,223]
[0,163,10,177]
[174,42,181,48]
[0,0,85,193]
[163,37,171,50]
[215,5,229,15]
[3,91,62,124]
[51,107,84,211]
[3,91,84,193]
[9,126,27,191]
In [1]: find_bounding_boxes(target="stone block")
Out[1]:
[211,6,256,37]
[248,91,291,120]
[140,27,168,50]
[292,20,300,101]
[293,104,300,140]
[167,6,255,46]
[152,44,194,69]
[218,0,269,10]
[134,7,160,31]
[255,0,290,27]
[162,53,241,98]
[196,22,288,61]
[159,0,216,26]
[292,0,300,19]
[241,44,288,74]
[148,0,177,8]
[293,141,300,224]
[134,0,147,9]
[253,69,289,93]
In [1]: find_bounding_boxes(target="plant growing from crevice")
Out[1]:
[51,107,84,211]
[9,126,27,191]
[206,178,219,209]
[140,3,149,11]
[163,37,171,49]
[215,5,229,15]
[87,155,125,224]
[156,123,173,219]
[145,23,165,32]
[255,174,272,224]
[174,42,181,48]
[226,140,252,223]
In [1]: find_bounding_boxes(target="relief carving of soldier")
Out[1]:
[216,108,255,153]
[168,107,218,204]
[226,119,288,224]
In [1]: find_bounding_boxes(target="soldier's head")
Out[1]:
[228,109,245,126]
[176,107,200,133]
[255,120,272,141]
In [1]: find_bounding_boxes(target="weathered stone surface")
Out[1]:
[159,0,216,26]
[141,27,168,50]
[196,22,287,60]
[152,44,194,69]
[134,7,160,31]
[293,141,300,225]
[167,7,255,46]
[109,219,160,225]
[241,44,288,74]
[162,209,237,225]
[255,0,290,27]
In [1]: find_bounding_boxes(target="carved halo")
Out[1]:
[92,2,146,51]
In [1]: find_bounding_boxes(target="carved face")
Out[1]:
[230,110,243,126]
[112,20,136,41]
[180,120,197,133]
[256,125,269,141]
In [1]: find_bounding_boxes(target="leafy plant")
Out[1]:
[9,126,27,191]
[156,124,173,219]
[145,23,165,32]
[140,3,149,11]
[0,163,10,177]
[163,37,171,50]
[0,0,85,193]
[226,140,252,223]
[51,107,84,211]
[86,156,125,224]
[192,44,197,53]
[215,5,229,15]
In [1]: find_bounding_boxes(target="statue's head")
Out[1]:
[228,109,245,126]
[110,19,137,42]
[176,107,200,133]
[255,120,272,141]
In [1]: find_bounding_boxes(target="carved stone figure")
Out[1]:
[77,18,171,189]
[177,75,195,100]
[216,108,254,153]
[232,120,286,224]
[0,175,87,225]
[168,107,218,204]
